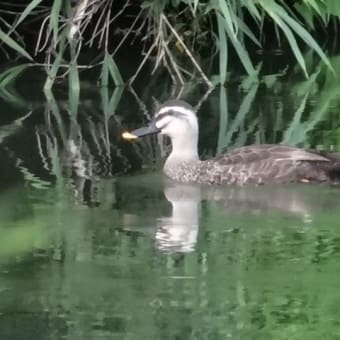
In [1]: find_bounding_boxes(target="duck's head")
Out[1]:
[122,100,198,141]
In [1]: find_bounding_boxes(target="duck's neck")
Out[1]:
[166,134,199,164]
[164,134,202,182]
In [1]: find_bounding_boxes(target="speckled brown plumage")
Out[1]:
[164,144,340,185]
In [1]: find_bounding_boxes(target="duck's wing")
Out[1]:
[215,144,330,165]
[202,145,338,184]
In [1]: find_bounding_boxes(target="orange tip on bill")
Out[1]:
[122,131,138,140]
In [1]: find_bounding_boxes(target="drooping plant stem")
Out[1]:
[0,0,338,89]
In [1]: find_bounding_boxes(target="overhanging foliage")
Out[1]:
[0,0,338,88]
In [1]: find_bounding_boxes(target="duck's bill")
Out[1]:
[122,122,161,140]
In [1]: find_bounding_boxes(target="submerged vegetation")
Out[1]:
[0,0,339,89]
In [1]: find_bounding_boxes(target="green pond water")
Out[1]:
[1,67,340,339]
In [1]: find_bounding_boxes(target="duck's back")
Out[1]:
[202,144,340,185]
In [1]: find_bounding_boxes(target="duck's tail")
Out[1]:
[324,153,340,183]
[324,152,340,162]
[309,151,340,184]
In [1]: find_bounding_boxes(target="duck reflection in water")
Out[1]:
[155,180,201,253]
[120,177,338,254]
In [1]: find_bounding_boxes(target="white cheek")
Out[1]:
[155,116,172,129]
[160,120,185,137]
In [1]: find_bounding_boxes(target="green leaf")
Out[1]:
[282,94,308,144]
[235,16,261,47]
[262,0,333,76]
[265,10,308,77]
[0,27,32,60]
[218,0,237,38]
[44,47,63,91]
[217,86,228,155]
[101,54,110,87]
[68,44,80,116]
[49,0,62,45]
[105,87,124,120]
[220,16,255,75]
[0,64,29,87]
[277,5,334,73]
[107,55,124,86]
[294,3,316,29]
[242,0,261,21]
[14,0,43,29]
[216,12,228,85]
[100,53,124,86]
[222,82,258,148]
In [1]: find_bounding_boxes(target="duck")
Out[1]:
[122,100,340,185]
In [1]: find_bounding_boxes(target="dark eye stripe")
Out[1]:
[155,110,185,122]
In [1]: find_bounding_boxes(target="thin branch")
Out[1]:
[177,64,195,78]
[127,85,151,120]
[35,15,52,54]
[88,0,110,47]
[163,42,184,85]
[161,14,213,88]
[174,86,184,100]
[128,42,156,85]
[193,86,214,113]
[98,0,112,49]
[113,8,143,56]
[151,15,165,74]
